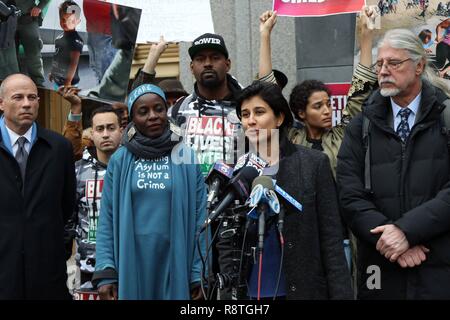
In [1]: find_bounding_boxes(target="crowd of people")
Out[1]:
[0,6,449,301]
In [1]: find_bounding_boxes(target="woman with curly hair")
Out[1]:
[288,12,378,178]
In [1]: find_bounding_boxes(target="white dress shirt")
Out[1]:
[5,125,33,155]
[391,92,421,131]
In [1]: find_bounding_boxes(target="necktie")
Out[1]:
[15,136,29,183]
[396,108,412,142]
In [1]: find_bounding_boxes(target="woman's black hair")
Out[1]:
[236,81,295,158]
[289,80,331,120]
[236,80,294,131]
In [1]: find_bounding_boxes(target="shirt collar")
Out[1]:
[391,91,421,118]
[5,125,33,147]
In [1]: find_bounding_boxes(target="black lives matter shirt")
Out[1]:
[51,30,84,86]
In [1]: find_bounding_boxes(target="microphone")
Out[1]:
[247,176,280,220]
[247,176,280,252]
[234,152,269,176]
[200,166,259,232]
[205,160,234,211]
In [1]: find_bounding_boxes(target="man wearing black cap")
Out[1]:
[169,32,243,176]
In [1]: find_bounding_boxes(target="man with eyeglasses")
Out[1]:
[0,73,76,299]
[337,28,450,299]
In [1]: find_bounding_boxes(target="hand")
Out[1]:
[259,10,277,35]
[30,7,42,17]
[397,245,430,268]
[191,285,204,300]
[57,85,82,113]
[439,66,450,78]
[358,6,375,40]
[149,35,169,56]
[371,224,409,262]
[83,127,93,141]
[98,283,118,300]
[143,36,169,74]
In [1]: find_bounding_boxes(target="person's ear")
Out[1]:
[276,113,285,128]
[298,110,306,120]
[225,59,231,72]
[416,58,426,76]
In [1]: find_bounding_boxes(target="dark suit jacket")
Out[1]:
[0,123,75,299]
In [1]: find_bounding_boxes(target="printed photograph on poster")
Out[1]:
[0,0,141,103]
[355,0,450,81]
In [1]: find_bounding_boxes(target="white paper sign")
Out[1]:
[106,0,215,43]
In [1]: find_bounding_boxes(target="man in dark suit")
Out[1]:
[0,73,75,299]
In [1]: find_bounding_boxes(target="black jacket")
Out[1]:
[0,124,76,299]
[337,81,450,299]
[217,141,353,300]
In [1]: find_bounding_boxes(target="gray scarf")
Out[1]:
[122,122,180,159]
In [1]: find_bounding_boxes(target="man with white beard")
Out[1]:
[336,28,450,299]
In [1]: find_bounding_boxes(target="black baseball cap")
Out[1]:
[188,33,229,59]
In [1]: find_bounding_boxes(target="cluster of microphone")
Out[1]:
[198,158,304,299]
[201,159,303,236]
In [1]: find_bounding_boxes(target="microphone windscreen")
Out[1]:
[251,175,274,190]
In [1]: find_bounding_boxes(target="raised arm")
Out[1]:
[131,36,168,90]
[259,10,277,79]
[337,10,377,133]
[59,86,85,161]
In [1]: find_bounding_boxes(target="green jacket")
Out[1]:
[288,63,377,178]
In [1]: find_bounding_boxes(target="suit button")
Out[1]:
[290,284,296,292]
[287,242,294,249]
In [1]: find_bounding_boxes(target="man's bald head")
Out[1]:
[0,73,40,135]
[0,74,37,98]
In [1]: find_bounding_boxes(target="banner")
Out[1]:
[0,0,142,103]
[273,0,366,17]
[106,0,215,42]
[325,83,351,126]
[356,1,450,82]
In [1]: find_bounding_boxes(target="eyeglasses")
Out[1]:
[372,58,413,73]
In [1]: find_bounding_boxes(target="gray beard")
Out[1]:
[380,87,401,97]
